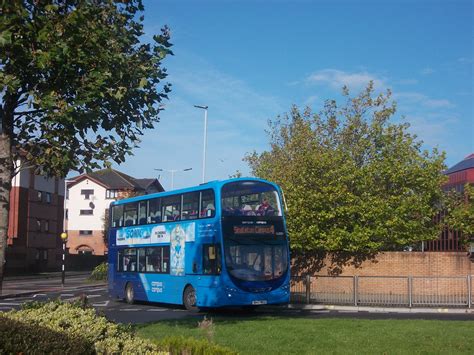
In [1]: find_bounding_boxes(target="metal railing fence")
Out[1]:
[290,275,473,308]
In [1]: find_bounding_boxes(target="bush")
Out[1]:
[0,315,94,354]
[89,262,108,281]
[0,301,235,354]
[161,336,237,355]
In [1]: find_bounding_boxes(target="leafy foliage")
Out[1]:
[89,262,108,281]
[1,0,172,176]
[442,184,474,240]
[245,83,447,253]
[1,301,234,354]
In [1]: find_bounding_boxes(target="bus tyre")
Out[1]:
[125,283,135,304]
[183,285,198,312]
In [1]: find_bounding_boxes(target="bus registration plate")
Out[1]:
[252,300,267,305]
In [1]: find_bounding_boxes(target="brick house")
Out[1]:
[7,163,65,271]
[65,168,164,255]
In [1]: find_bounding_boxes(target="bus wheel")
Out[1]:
[125,283,135,304]
[183,285,198,312]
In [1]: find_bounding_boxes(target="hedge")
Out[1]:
[0,301,235,354]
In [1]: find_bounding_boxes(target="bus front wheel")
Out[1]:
[125,283,135,304]
[183,285,198,312]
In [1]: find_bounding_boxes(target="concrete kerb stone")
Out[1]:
[287,303,474,314]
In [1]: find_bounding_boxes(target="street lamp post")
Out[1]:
[154,168,192,190]
[60,232,68,287]
[194,105,208,183]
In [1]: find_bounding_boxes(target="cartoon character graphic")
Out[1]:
[170,225,185,276]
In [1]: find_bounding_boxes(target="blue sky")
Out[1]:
[115,0,473,190]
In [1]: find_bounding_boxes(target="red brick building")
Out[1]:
[7,166,65,271]
[427,153,474,252]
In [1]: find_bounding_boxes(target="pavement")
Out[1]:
[0,272,103,299]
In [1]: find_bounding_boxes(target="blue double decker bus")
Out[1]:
[108,178,290,310]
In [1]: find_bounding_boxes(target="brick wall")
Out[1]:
[292,252,473,300]
[309,252,472,277]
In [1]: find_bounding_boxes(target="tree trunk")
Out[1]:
[0,91,15,295]
[0,131,13,295]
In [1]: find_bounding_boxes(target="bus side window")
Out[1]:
[200,190,215,218]
[182,192,199,220]
[148,198,161,224]
[112,205,124,227]
[124,203,138,226]
[138,201,147,225]
[117,249,124,272]
[162,195,181,222]
[124,248,137,272]
[203,244,221,275]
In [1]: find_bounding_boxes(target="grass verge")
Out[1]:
[137,315,474,354]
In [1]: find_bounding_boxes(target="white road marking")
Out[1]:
[86,294,102,299]
[33,294,47,298]
[92,301,110,307]
[0,302,20,306]
[147,308,168,312]
[122,308,140,311]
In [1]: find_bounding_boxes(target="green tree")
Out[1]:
[0,0,172,293]
[245,83,446,255]
[442,184,474,241]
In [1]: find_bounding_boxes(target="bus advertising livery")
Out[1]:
[108,178,290,310]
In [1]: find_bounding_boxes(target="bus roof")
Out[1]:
[110,177,280,206]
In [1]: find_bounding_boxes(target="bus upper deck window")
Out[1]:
[112,205,124,227]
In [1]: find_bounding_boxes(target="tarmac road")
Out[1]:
[1,275,473,324]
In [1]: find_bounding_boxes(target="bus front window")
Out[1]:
[221,181,282,217]
[224,241,288,282]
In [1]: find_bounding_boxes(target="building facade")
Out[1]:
[427,153,474,252]
[65,169,164,255]
[7,165,65,271]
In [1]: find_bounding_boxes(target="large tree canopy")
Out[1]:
[0,0,172,293]
[245,84,446,254]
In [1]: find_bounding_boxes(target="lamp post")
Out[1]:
[194,105,208,183]
[154,168,192,190]
[60,232,68,287]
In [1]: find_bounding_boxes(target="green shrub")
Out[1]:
[0,301,235,354]
[0,315,94,354]
[89,262,108,281]
[160,336,237,355]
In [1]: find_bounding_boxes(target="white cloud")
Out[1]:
[420,67,435,75]
[305,69,386,91]
[395,92,455,109]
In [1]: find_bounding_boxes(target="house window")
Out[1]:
[80,209,93,215]
[44,220,49,232]
[45,192,52,204]
[36,219,41,231]
[65,209,68,220]
[81,189,94,200]
[37,191,43,201]
[79,230,93,236]
[106,189,119,199]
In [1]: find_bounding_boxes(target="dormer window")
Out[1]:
[106,189,119,199]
